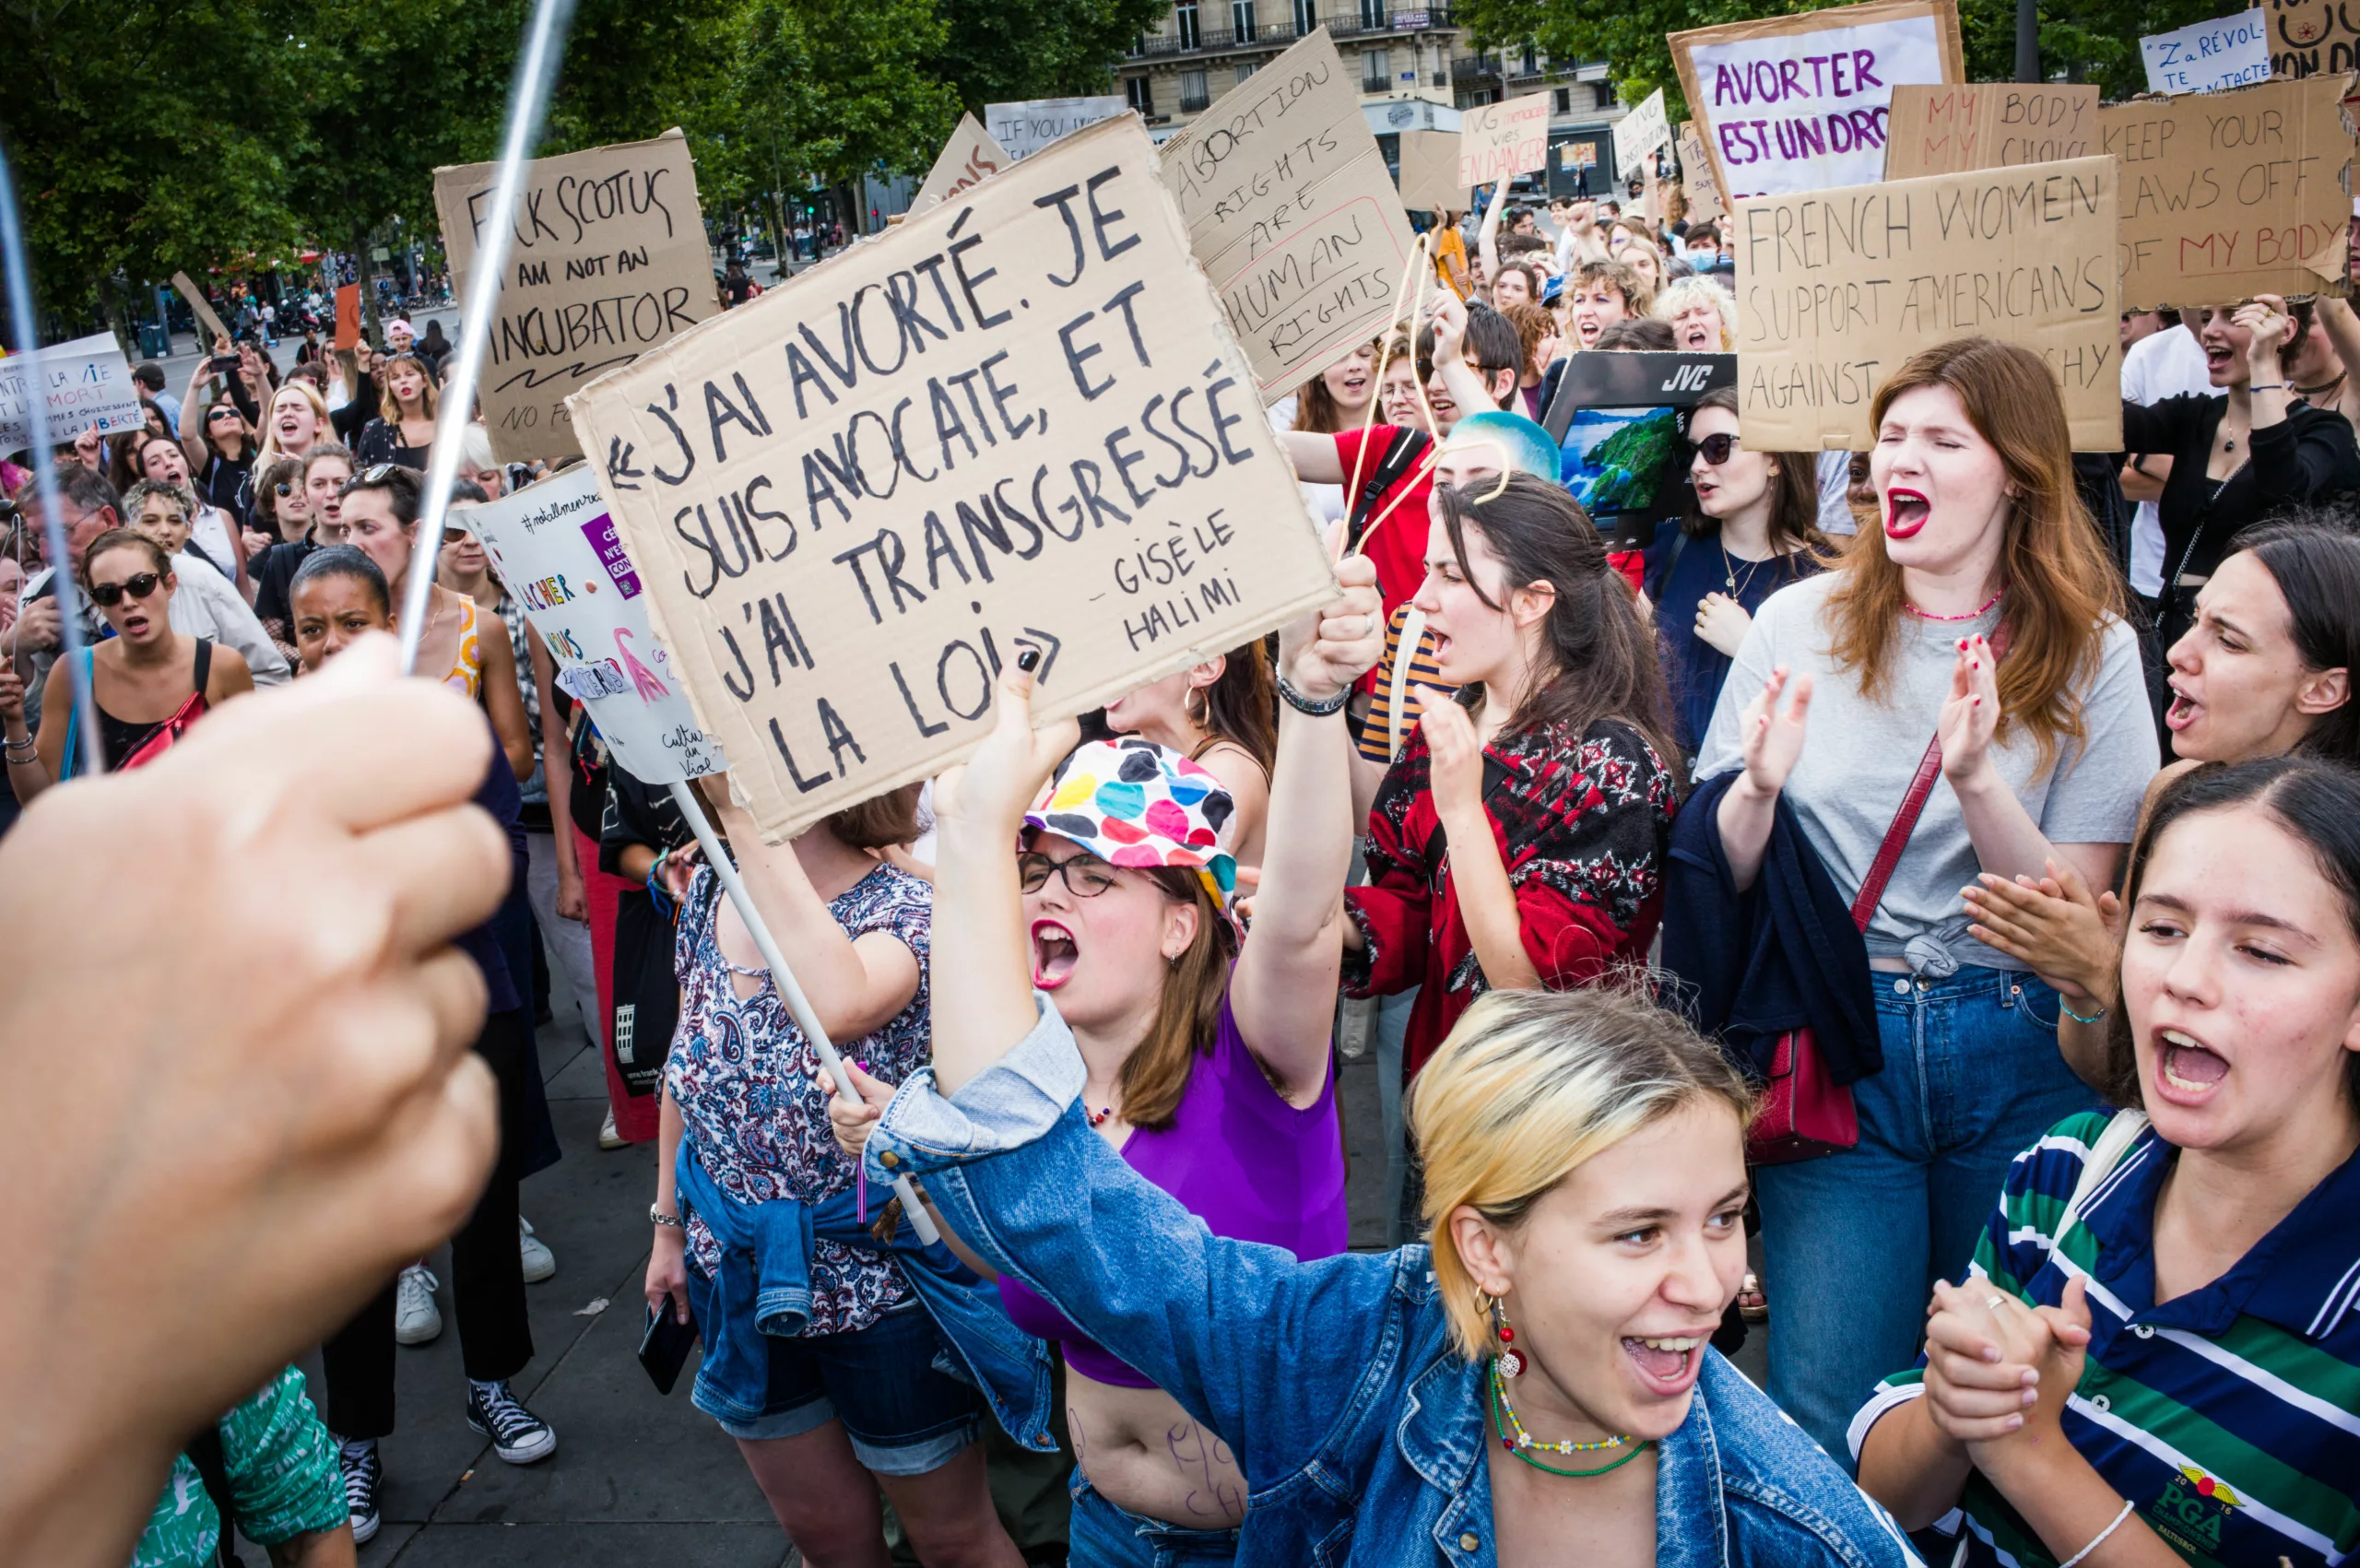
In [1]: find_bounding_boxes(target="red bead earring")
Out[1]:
[1492,1296,1525,1378]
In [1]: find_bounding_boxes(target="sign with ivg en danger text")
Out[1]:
[435,129,719,466]
[1673,0,1964,204]
[567,115,1339,843]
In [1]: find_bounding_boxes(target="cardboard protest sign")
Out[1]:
[564,116,1339,843]
[984,96,1127,160]
[1158,29,1418,403]
[433,129,717,466]
[1398,129,1470,212]
[2098,74,2354,308]
[1678,123,1727,224]
[333,284,361,350]
[1882,84,2099,178]
[0,331,144,454]
[1731,155,2120,452]
[457,466,726,784]
[1457,92,1552,187]
[914,114,1011,211]
[2143,9,2272,94]
[171,272,230,348]
[1538,352,1736,549]
[1672,0,1965,203]
[1617,89,1675,182]
[2268,0,2360,77]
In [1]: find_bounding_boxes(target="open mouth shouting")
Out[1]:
[2154,1027,2230,1105]
[1623,1332,1708,1397]
[1883,488,1930,540]
[2204,341,2237,380]
[2165,678,2203,733]
[1031,920,1079,990]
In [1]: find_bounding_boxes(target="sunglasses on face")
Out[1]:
[1693,432,1739,465]
[89,572,163,607]
[1017,851,1121,899]
[442,526,470,545]
[275,481,295,496]
[207,407,240,422]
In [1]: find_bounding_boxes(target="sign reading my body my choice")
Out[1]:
[457,467,726,785]
[1673,0,1964,202]
[566,115,1339,843]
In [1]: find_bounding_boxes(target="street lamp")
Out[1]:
[2016,0,2039,81]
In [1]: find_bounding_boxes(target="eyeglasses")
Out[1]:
[89,572,163,607]
[1693,432,1739,466]
[1017,851,1121,899]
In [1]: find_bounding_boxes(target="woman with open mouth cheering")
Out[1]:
[1856,755,2360,1568]
[1686,337,2161,1464]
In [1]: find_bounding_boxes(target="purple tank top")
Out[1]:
[996,991,1347,1387]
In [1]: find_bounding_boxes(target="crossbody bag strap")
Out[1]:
[1847,621,2013,934]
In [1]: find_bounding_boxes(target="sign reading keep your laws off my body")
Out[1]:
[566,115,1339,843]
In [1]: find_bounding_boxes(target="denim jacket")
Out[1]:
[863,996,1924,1568]
[674,1139,1057,1452]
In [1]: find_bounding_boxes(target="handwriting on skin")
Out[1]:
[1167,1421,1245,1519]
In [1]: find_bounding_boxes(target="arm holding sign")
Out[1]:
[1476,181,1510,305]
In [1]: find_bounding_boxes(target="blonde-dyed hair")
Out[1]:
[1651,276,1740,351]
[1412,986,1752,1361]
[255,382,334,468]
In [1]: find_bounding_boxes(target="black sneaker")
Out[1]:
[465,1379,557,1464]
[336,1438,382,1544]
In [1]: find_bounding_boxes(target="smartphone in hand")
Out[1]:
[207,355,240,374]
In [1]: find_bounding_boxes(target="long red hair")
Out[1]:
[1827,337,2124,772]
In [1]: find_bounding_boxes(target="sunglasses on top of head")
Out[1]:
[89,572,164,607]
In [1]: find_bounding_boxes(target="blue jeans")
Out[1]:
[1068,1475,1239,1567]
[1755,964,2095,1468]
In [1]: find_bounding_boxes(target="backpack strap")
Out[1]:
[1346,428,1433,548]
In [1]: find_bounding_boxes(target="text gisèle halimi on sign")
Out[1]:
[565,115,1339,843]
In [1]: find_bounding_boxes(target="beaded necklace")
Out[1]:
[1487,1362,1651,1479]
[1901,586,2003,623]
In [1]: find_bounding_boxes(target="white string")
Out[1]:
[395,0,578,675]
[667,782,942,1246]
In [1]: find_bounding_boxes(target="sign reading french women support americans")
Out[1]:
[1673,0,1965,203]
[566,116,1339,843]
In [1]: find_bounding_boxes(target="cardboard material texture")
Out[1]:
[456,466,726,784]
[914,114,1011,211]
[1678,123,1727,224]
[1673,0,1965,203]
[1458,92,1552,186]
[564,115,1340,843]
[434,129,717,466]
[1882,84,2100,178]
[1732,155,2121,452]
[1398,129,1470,211]
[2098,74,2354,308]
[1617,89,1675,182]
[333,284,361,350]
[1159,29,1418,403]
[984,96,1127,160]
[2268,0,2360,78]
[0,330,143,453]
[2142,9,2272,94]
[171,272,230,348]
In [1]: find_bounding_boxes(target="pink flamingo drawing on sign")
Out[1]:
[614,627,670,702]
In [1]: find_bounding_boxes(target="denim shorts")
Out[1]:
[682,1268,981,1476]
[1068,1473,1241,1567]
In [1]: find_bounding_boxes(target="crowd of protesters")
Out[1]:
[9,182,2360,1568]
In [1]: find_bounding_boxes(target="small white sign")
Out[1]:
[983,95,1127,160]
[0,331,143,455]
[2141,9,2271,94]
[454,466,726,785]
[1616,88,1674,182]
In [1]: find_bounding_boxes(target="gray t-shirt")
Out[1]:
[1694,572,2157,975]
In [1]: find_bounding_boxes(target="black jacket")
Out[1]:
[1660,771,1883,1087]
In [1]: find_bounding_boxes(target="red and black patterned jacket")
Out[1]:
[1343,712,1678,1081]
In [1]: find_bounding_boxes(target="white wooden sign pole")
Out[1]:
[667,782,941,1245]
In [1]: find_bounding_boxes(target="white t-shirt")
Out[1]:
[1266,395,1346,525]
[2119,324,2214,597]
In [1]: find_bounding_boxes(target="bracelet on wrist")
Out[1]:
[2058,1500,2134,1568]
[2058,996,2109,1026]
[1276,673,1351,717]
[650,1206,685,1230]
[2249,382,2287,392]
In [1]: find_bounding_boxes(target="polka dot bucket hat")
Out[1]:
[1025,737,1238,906]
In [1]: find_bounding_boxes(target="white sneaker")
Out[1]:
[519,1216,555,1283]
[598,1105,627,1150]
[395,1265,442,1345]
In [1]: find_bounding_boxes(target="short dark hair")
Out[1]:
[826,783,923,849]
[133,362,166,392]
[339,462,422,526]
[1593,318,1675,351]
[1685,221,1721,249]
[449,479,490,507]
[52,464,122,524]
[83,525,171,582]
[291,543,391,616]
[1461,303,1524,379]
[2225,515,2360,769]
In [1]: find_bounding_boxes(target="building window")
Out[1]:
[1520,43,1538,75]
[1176,2,1201,49]
[1293,0,1317,31]
[1554,87,1570,113]
[1362,46,1389,90]
[1592,80,1616,110]
[1359,0,1386,29]
[1233,0,1257,41]
[1236,61,1257,82]
[1127,76,1154,113]
[1181,68,1210,111]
